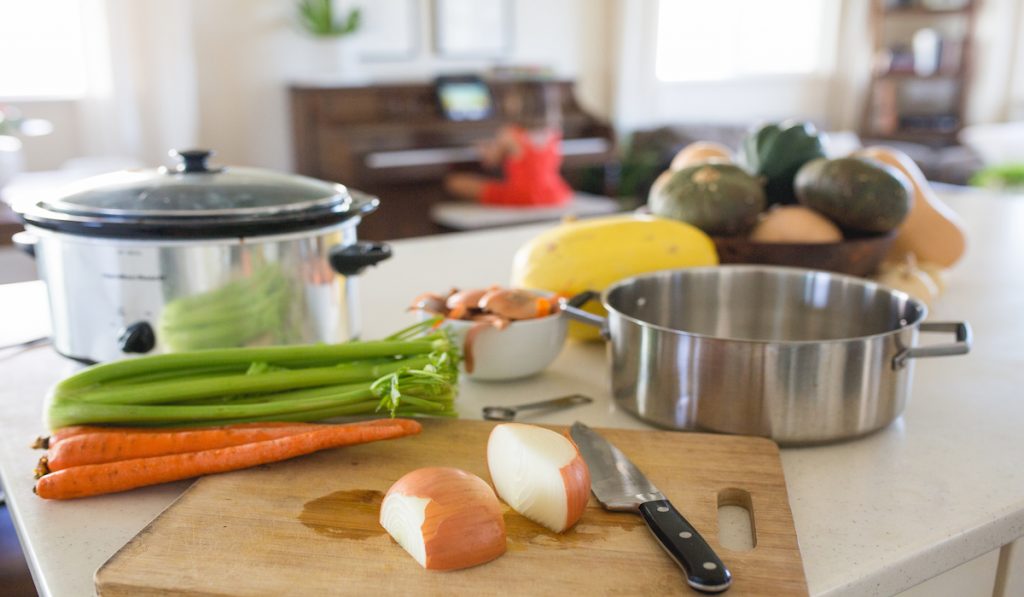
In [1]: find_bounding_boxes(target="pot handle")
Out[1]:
[328,241,392,276]
[560,291,610,340]
[893,321,972,369]
[12,231,37,258]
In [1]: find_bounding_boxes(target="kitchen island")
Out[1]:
[1,191,1023,596]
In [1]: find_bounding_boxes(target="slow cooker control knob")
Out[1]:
[119,321,156,354]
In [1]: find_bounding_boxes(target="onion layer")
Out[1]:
[487,423,590,533]
[380,467,506,570]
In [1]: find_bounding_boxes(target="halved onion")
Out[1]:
[487,423,590,533]
[380,467,506,570]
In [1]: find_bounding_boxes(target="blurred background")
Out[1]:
[0,1,1022,593]
[1,0,1022,243]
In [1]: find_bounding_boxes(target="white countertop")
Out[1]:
[1,192,1023,596]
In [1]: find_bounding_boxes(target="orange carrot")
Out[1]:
[34,419,423,500]
[535,297,553,318]
[42,423,328,473]
[34,422,311,450]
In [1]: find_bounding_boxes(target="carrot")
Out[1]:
[535,297,553,318]
[42,423,327,473]
[33,422,311,450]
[34,419,423,500]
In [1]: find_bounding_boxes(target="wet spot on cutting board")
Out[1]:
[300,489,386,540]
[503,506,641,551]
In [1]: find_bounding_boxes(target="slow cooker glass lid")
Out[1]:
[41,149,348,219]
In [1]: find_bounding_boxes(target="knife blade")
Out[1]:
[570,422,732,593]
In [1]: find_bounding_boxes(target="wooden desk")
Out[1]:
[430,193,620,231]
[0,202,21,245]
[290,79,615,240]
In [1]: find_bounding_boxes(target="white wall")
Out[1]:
[965,0,1024,124]
[8,0,1024,175]
[191,0,592,171]
[5,101,80,171]
[8,0,593,173]
[1015,2,1024,119]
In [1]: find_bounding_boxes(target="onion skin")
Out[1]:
[382,467,506,571]
[559,439,591,531]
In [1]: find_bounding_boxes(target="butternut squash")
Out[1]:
[670,141,732,171]
[855,146,967,267]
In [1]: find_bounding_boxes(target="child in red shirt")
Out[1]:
[444,123,573,207]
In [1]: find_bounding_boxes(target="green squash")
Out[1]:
[742,121,826,205]
[794,157,913,234]
[648,163,766,236]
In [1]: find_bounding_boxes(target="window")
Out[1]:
[655,0,835,82]
[0,0,88,99]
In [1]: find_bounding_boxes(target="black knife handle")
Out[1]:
[639,499,732,593]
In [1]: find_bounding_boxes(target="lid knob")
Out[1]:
[170,149,216,173]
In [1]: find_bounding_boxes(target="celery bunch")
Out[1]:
[46,319,459,429]
[158,266,297,351]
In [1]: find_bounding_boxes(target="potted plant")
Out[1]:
[296,0,364,82]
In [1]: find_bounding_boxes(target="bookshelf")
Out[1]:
[862,0,979,146]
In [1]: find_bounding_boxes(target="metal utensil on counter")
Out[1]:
[570,422,732,593]
[0,336,50,352]
[482,394,593,421]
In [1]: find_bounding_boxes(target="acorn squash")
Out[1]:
[648,163,766,236]
[855,146,967,267]
[795,157,912,234]
[742,121,826,205]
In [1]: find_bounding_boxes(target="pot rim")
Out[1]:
[22,217,360,247]
[601,264,929,346]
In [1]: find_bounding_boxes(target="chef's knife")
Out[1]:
[570,422,732,593]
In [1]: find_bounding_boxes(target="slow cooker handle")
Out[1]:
[328,241,392,276]
[560,291,610,340]
[893,321,972,369]
[12,231,37,258]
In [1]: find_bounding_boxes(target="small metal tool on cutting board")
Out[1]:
[482,394,592,421]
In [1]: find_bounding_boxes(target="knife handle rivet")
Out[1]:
[657,506,670,513]
[702,562,718,571]
[679,531,693,539]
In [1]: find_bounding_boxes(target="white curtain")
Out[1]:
[826,0,874,131]
[76,0,199,167]
[967,0,1024,124]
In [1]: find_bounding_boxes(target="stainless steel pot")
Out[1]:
[564,266,971,444]
[13,149,391,363]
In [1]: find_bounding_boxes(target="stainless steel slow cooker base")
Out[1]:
[29,222,362,363]
[14,149,391,363]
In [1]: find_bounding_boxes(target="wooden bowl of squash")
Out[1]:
[712,231,897,278]
[648,132,913,278]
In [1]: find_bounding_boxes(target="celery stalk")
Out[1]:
[45,318,461,430]
[56,338,444,391]
[62,355,433,405]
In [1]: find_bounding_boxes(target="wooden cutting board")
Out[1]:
[95,419,806,596]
